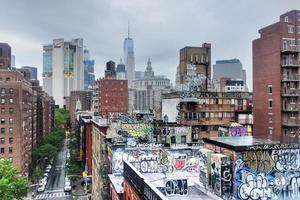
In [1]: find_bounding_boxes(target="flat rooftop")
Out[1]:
[203,136,300,151]
[108,174,123,194]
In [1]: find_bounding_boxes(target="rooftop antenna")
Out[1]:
[128,20,130,38]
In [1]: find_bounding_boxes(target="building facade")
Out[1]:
[253,10,300,140]
[83,49,95,90]
[21,66,38,80]
[68,90,92,130]
[130,59,171,117]
[43,38,84,108]
[91,118,109,200]
[162,91,252,140]
[0,70,33,175]
[178,44,211,89]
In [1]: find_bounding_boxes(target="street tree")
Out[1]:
[0,160,28,200]
[32,143,58,162]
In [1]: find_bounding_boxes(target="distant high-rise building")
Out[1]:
[116,59,126,80]
[213,59,243,80]
[0,43,11,70]
[42,38,84,108]
[135,71,144,80]
[123,24,135,88]
[83,49,95,90]
[130,59,171,117]
[21,66,38,80]
[11,55,15,68]
[253,10,300,140]
[179,43,211,90]
[105,60,116,79]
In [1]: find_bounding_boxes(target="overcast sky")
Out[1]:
[1,0,299,90]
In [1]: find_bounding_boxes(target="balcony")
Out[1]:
[282,61,300,67]
[238,119,253,124]
[282,88,300,97]
[281,44,300,53]
[282,74,300,82]
[283,118,300,127]
[283,103,299,112]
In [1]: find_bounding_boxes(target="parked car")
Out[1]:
[43,172,49,179]
[39,177,47,185]
[37,184,45,193]
[64,177,72,192]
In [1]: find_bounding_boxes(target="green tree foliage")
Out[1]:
[55,109,70,129]
[32,144,58,162]
[31,167,43,183]
[0,160,28,200]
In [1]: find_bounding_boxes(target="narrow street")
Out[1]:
[34,141,72,200]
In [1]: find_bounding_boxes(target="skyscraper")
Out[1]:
[0,43,11,70]
[116,59,126,80]
[21,66,38,80]
[213,59,243,80]
[43,38,84,108]
[253,10,300,140]
[83,49,95,90]
[123,23,135,88]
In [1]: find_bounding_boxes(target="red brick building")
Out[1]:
[0,70,33,175]
[98,78,128,118]
[253,10,300,140]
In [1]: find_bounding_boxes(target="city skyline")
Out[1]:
[1,1,299,91]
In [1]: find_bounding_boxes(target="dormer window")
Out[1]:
[284,16,289,22]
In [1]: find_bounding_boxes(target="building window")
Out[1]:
[181,135,187,143]
[9,118,13,125]
[1,108,4,115]
[0,118,4,124]
[288,25,294,33]
[6,78,10,81]
[0,137,5,144]
[1,98,5,104]
[8,147,12,154]
[269,100,273,108]
[1,128,5,134]
[9,108,13,115]
[9,98,13,104]
[9,88,13,94]
[0,148,4,154]
[9,128,13,134]
[284,16,289,22]
[9,137,13,144]
[298,26,300,34]
[268,85,272,94]
[298,13,300,21]
[8,157,12,162]
[1,88,5,94]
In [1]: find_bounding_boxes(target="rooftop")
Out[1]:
[108,174,123,194]
[203,136,300,151]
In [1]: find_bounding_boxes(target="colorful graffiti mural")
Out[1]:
[165,179,188,196]
[121,123,152,138]
[211,154,232,198]
[236,147,300,200]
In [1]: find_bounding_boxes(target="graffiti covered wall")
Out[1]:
[235,145,300,200]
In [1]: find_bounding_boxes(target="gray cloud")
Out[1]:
[0,0,299,90]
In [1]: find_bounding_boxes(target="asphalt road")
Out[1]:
[34,141,72,200]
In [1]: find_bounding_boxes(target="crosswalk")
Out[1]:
[35,192,71,199]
